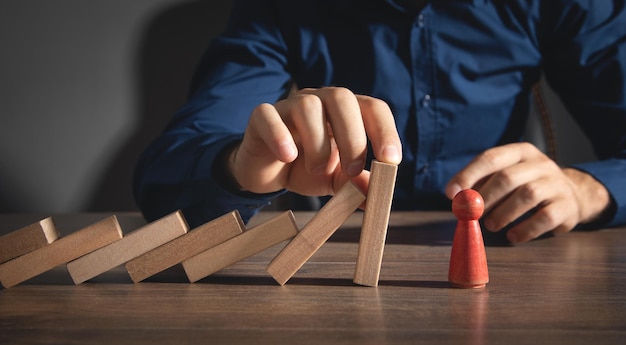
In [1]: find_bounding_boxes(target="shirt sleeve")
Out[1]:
[540,1,626,226]
[133,0,292,226]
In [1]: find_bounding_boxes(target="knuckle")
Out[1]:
[322,87,360,109]
[359,96,389,113]
[534,208,560,230]
[493,169,516,188]
[517,142,542,157]
[541,158,560,172]
[294,94,323,113]
[477,148,500,168]
[517,182,541,204]
[249,103,275,125]
[521,142,554,163]
[553,222,573,234]
[519,142,537,152]
[326,86,355,101]
[251,103,273,116]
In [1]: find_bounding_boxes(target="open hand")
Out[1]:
[446,142,610,243]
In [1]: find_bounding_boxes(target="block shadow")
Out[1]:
[193,275,453,289]
[329,218,513,247]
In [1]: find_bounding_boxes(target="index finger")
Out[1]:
[445,143,536,199]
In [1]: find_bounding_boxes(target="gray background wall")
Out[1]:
[0,0,594,214]
[0,0,233,212]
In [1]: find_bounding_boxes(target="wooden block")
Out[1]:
[182,210,299,283]
[354,160,398,286]
[0,217,60,263]
[0,216,122,288]
[266,181,366,285]
[67,211,188,284]
[125,211,245,282]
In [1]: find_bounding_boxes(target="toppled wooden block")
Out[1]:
[266,182,366,285]
[126,211,245,282]
[67,211,188,284]
[0,216,122,288]
[354,160,398,286]
[0,217,60,264]
[183,210,298,283]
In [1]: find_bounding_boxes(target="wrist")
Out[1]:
[212,141,244,193]
[563,167,612,224]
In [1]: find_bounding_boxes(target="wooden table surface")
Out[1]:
[0,211,625,345]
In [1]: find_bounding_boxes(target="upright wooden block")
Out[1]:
[266,181,366,285]
[182,210,298,283]
[0,217,60,263]
[126,211,245,282]
[354,160,398,286]
[0,216,122,288]
[67,211,188,284]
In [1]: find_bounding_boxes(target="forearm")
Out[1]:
[133,134,280,227]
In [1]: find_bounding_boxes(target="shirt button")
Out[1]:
[421,94,431,107]
[417,14,425,28]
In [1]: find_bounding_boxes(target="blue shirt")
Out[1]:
[134,0,626,228]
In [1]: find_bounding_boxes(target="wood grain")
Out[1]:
[0,216,122,288]
[0,212,624,344]
[182,210,299,283]
[67,211,188,284]
[126,211,245,282]
[0,217,59,263]
[354,160,398,286]
[266,181,366,285]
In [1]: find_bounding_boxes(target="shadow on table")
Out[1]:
[188,275,454,289]
[329,218,514,247]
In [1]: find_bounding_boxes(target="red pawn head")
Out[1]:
[452,189,484,221]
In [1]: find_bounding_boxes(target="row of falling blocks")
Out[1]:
[0,161,398,289]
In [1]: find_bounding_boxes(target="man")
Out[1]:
[134,0,626,243]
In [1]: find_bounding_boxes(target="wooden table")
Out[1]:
[1,211,625,344]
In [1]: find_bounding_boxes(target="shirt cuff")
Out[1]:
[183,136,286,227]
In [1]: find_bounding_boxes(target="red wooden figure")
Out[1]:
[448,189,489,288]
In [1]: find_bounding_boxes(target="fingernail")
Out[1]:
[446,183,462,199]
[382,146,401,164]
